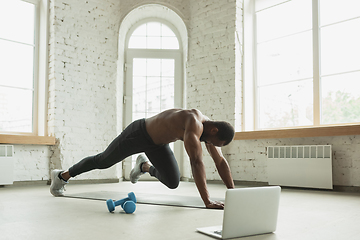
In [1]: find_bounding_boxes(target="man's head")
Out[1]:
[201,121,235,147]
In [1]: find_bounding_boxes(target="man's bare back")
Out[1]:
[145,108,208,145]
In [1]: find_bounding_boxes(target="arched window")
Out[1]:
[124,20,183,121]
[118,4,188,179]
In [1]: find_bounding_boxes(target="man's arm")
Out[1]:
[183,118,224,209]
[205,143,235,189]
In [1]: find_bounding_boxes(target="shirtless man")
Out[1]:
[50,109,235,209]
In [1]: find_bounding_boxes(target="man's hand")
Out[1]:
[206,200,225,209]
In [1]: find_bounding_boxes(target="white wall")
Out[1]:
[12,145,50,181]
[187,0,237,123]
[185,0,239,180]
[47,0,121,180]
[8,0,360,189]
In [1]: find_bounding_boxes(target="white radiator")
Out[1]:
[267,145,333,189]
[0,145,14,185]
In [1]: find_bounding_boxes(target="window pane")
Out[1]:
[0,86,33,133]
[0,39,34,89]
[128,22,179,49]
[147,77,161,113]
[321,72,360,124]
[133,58,147,77]
[147,36,161,49]
[321,18,360,76]
[258,80,313,129]
[146,112,159,118]
[160,60,175,111]
[0,0,35,44]
[132,77,146,114]
[133,112,146,121]
[257,31,313,86]
[132,58,175,119]
[147,59,161,77]
[162,37,179,49]
[128,36,146,49]
[161,77,174,110]
[132,24,146,36]
[162,59,175,77]
[162,24,176,37]
[256,0,312,43]
[147,22,161,37]
[320,0,360,26]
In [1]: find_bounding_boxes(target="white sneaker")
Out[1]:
[50,169,68,197]
[130,155,149,184]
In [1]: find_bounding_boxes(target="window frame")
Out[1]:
[242,0,360,135]
[0,0,54,145]
[0,0,38,135]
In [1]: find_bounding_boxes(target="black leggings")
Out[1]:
[68,119,180,189]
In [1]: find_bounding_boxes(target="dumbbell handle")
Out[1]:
[114,198,127,207]
[114,192,136,206]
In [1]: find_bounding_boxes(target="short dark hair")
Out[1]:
[213,121,235,146]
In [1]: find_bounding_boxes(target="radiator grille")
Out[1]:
[267,145,333,189]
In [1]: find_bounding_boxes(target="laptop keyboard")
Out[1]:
[213,230,222,236]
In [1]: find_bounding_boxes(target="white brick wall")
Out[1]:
[187,0,237,122]
[186,0,238,180]
[47,0,121,180]
[12,145,50,181]
[234,0,243,131]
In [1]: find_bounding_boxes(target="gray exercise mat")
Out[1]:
[64,191,224,209]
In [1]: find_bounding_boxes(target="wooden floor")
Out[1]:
[1,181,360,240]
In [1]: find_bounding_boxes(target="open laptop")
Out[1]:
[197,186,281,239]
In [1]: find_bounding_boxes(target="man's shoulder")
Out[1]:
[181,110,205,134]
[163,108,206,129]
[185,109,207,120]
[180,109,203,123]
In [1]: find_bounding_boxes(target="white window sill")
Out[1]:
[0,134,56,145]
[234,124,360,140]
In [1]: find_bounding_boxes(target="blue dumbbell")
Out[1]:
[106,192,137,213]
